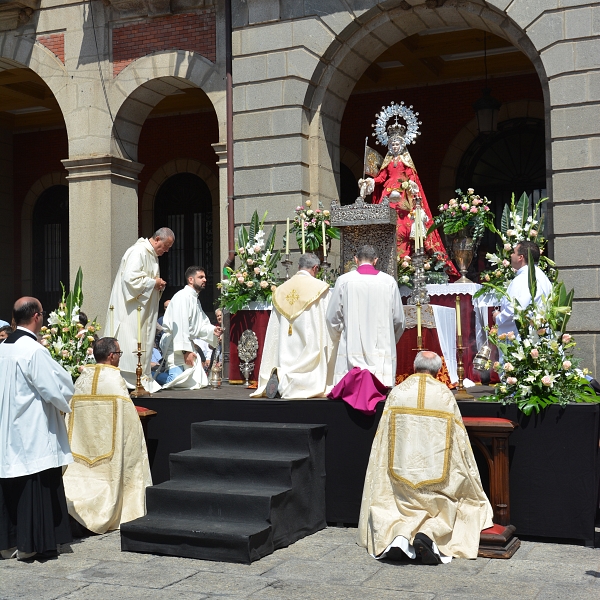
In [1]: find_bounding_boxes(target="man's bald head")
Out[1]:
[13,297,42,327]
[414,351,442,377]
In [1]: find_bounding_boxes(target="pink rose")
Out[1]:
[443,204,448,210]
[484,206,490,211]
[502,259,510,267]
[271,285,277,292]
[507,377,518,385]
[87,347,94,355]
[238,247,245,254]
[254,267,260,274]
[507,331,516,341]
[503,362,514,372]
[530,230,538,237]
[562,360,572,370]
[246,281,254,288]
[467,188,474,194]
[541,375,552,386]
[461,203,469,211]
[470,206,478,213]
[247,259,254,266]
[504,243,512,251]
[401,262,409,268]
[260,280,269,289]
[237,276,244,283]
[530,349,539,359]
[40,339,49,347]
[484,274,490,281]
[498,333,507,340]
[61,349,69,357]
[562,334,572,343]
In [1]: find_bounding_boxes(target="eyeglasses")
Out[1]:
[110,351,124,357]
[37,310,48,318]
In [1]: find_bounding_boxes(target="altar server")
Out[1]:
[494,240,552,338]
[157,266,222,389]
[326,244,405,387]
[358,351,493,563]
[0,297,74,561]
[63,337,152,534]
[251,253,335,399]
[105,227,174,392]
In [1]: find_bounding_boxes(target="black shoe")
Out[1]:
[413,533,442,565]
[265,369,280,399]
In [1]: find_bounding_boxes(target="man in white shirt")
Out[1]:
[494,240,552,338]
[0,297,74,561]
[251,253,335,399]
[157,266,222,389]
[326,245,405,387]
[105,227,174,392]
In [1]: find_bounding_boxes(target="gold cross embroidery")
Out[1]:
[285,289,299,306]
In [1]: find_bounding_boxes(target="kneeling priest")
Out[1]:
[358,351,493,564]
[63,337,152,534]
[252,253,335,399]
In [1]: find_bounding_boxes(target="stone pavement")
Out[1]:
[2,528,600,600]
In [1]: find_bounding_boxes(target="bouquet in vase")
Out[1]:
[218,210,281,314]
[40,268,100,381]
[286,200,340,254]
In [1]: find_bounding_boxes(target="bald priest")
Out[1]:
[252,253,336,399]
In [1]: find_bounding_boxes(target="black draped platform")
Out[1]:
[136,386,600,545]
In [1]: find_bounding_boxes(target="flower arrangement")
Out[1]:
[40,268,100,381]
[397,250,449,286]
[430,187,495,243]
[218,210,281,314]
[479,193,557,289]
[483,267,598,415]
[287,200,340,253]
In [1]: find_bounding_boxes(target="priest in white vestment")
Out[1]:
[359,351,494,564]
[326,244,405,387]
[63,337,152,534]
[0,297,74,560]
[157,266,222,390]
[104,227,174,393]
[494,240,552,338]
[251,253,335,399]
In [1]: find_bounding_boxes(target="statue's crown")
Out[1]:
[387,118,406,139]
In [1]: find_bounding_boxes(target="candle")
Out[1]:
[137,305,142,344]
[301,216,306,254]
[417,302,422,338]
[285,218,290,255]
[109,305,114,337]
[322,220,327,257]
[455,295,462,337]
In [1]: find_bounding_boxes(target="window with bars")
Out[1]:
[154,173,214,313]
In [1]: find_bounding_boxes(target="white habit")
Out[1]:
[251,270,335,399]
[326,267,405,387]
[63,364,152,534]
[495,265,552,337]
[105,238,162,393]
[358,373,494,560]
[158,284,218,390]
[0,328,74,478]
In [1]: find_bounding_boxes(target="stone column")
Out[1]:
[212,142,228,274]
[62,155,143,326]
[0,118,12,320]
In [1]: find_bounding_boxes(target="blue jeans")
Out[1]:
[155,365,185,385]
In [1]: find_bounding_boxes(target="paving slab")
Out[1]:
[59,584,209,600]
[168,570,277,597]
[0,570,88,600]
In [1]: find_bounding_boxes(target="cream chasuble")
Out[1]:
[358,374,493,559]
[158,285,218,390]
[105,238,161,393]
[326,269,405,387]
[63,364,152,534]
[251,271,335,399]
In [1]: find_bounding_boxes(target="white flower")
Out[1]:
[522,339,531,348]
[511,348,525,362]
[519,385,532,395]
[47,312,60,325]
[254,230,265,242]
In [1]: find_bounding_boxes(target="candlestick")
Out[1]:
[455,295,462,337]
[301,216,306,254]
[109,305,114,337]
[416,302,422,338]
[130,342,150,398]
[137,305,142,343]
[285,218,290,255]
[322,220,327,257]
[455,334,474,400]
[281,254,293,279]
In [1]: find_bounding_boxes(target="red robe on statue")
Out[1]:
[372,151,458,278]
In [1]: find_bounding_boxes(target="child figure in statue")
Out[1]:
[359,117,458,277]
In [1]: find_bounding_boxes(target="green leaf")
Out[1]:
[527,255,537,302]
[500,201,511,235]
[326,226,341,240]
[517,191,530,225]
[265,224,277,252]
[248,210,259,244]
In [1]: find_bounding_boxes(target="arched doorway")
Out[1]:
[32,185,69,311]
[154,173,214,311]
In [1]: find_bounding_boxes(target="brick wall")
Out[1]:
[113,10,216,76]
[341,73,544,206]
[37,33,65,64]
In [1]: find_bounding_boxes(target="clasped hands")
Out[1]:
[154,277,167,292]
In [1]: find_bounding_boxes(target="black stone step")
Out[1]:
[191,420,325,454]
[145,480,290,521]
[168,449,309,486]
[121,515,273,563]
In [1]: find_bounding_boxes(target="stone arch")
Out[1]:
[110,50,226,161]
[438,100,545,202]
[140,159,219,237]
[340,146,363,181]
[304,2,551,206]
[21,171,68,295]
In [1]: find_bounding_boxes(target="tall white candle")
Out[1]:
[137,306,142,344]
[322,220,327,257]
[301,216,306,254]
[455,295,462,337]
[109,305,114,337]
[285,218,290,255]
[417,302,422,338]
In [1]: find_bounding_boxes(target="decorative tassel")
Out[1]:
[288,323,292,336]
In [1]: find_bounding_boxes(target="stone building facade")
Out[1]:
[0,0,599,371]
